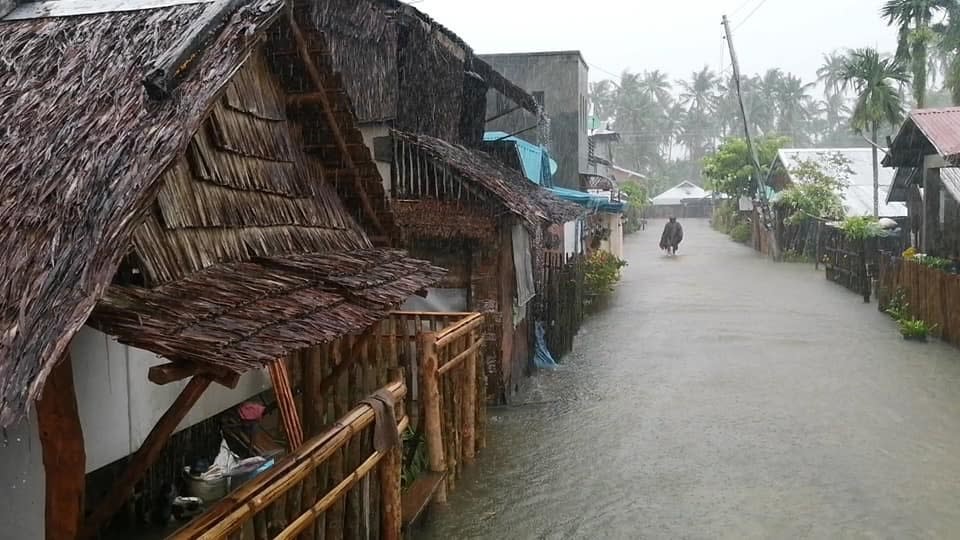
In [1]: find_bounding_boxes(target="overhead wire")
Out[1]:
[733,0,772,31]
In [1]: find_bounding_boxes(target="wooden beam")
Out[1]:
[148,362,240,389]
[37,353,85,540]
[80,376,212,539]
[269,359,304,449]
[315,335,368,397]
[286,12,385,235]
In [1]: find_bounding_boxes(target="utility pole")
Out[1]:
[722,14,779,258]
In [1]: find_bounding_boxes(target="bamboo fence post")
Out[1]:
[442,345,456,491]
[344,337,363,540]
[326,338,348,540]
[418,331,447,503]
[462,329,477,464]
[380,368,404,540]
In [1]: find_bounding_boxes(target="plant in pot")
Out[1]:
[898,317,935,341]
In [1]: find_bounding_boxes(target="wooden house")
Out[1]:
[310,0,584,402]
[0,2,497,538]
[884,107,960,257]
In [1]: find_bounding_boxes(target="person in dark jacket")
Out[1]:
[659,217,683,255]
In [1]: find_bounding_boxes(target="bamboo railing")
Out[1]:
[171,379,408,540]
[416,313,486,502]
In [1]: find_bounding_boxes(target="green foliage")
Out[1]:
[712,200,738,234]
[840,216,886,240]
[916,255,953,270]
[702,136,790,198]
[898,317,935,339]
[781,249,813,263]
[837,48,909,133]
[401,428,427,489]
[776,154,850,224]
[885,288,909,320]
[620,181,647,211]
[730,222,752,243]
[584,251,628,295]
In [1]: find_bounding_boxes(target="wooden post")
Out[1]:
[37,353,85,540]
[462,330,477,464]
[418,331,446,503]
[380,368,404,540]
[269,358,304,449]
[82,376,211,538]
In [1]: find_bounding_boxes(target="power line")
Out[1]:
[733,0,772,31]
[729,0,757,16]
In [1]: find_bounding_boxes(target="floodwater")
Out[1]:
[420,219,960,539]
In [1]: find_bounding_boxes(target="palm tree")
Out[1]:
[817,50,849,98]
[772,73,816,142]
[678,66,720,161]
[589,80,618,124]
[838,48,910,217]
[933,1,960,103]
[641,70,673,107]
[881,0,950,108]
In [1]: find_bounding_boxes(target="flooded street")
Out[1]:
[421,219,960,539]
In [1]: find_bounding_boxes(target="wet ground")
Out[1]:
[420,219,960,540]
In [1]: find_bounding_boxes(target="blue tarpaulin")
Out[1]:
[484,131,558,186]
[548,186,626,213]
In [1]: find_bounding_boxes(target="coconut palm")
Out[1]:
[817,50,849,98]
[589,80,618,124]
[838,48,910,216]
[772,73,817,142]
[641,70,673,107]
[678,66,720,161]
[881,0,951,108]
[933,1,960,103]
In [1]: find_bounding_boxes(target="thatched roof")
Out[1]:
[310,0,540,146]
[0,2,437,427]
[392,131,584,227]
[91,250,443,373]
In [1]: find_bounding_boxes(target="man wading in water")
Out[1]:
[660,216,683,256]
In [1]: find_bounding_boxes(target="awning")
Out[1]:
[90,250,445,374]
[548,186,625,213]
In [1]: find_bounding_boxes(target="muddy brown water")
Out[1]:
[418,219,960,540]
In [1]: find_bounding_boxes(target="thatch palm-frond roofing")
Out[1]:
[91,250,444,373]
[0,1,284,427]
[391,130,584,226]
[0,1,439,427]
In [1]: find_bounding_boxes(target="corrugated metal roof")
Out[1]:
[904,107,960,160]
[777,148,907,217]
[651,181,707,205]
[940,168,960,202]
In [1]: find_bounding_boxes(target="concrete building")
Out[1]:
[481,51,590,190]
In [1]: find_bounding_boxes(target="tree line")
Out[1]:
[592,0,960,200]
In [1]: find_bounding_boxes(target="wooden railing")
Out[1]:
[172,379,408,540]
[416,313,486,502]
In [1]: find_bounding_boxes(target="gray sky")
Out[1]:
[414,0,898,85]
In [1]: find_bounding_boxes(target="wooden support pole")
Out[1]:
[37,353,85,540]
[82,376,211,538]
[379,439,402,540]
[418,331,446,503]
[462,330,477,464]
[269,359,304,450]
[286,12,384,235]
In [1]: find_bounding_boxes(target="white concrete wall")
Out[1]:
[360,124,392,197]
[0,327,273,538]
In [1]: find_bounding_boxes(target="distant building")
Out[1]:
[481,51,590,190]
[648,181,711,218]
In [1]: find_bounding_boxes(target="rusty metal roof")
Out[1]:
[885,107,960,167]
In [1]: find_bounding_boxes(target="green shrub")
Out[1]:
[585,251,628,295]
[917,255,952,271]
[401,428,427,489]
[898,317,935,340]
[730,222,751,243]
[885,288,908,320]
[840,216,886,240]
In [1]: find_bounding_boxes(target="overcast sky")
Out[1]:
[413,0,898,85]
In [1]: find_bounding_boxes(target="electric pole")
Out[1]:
[722,14,779,258]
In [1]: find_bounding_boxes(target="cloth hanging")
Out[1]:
[512,225,536,309]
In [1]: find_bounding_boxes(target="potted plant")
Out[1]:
[898,317,934,342]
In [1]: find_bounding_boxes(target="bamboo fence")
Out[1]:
[879,255,960,344]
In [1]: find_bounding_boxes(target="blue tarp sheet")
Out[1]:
[484,131,558,186]
[548,186,626,213]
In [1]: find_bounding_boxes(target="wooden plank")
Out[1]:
[37,353,86,540]
[462,330,477,464]
[437,339,483,377]
[81,376,212,538]
[148,362,239,389]
[400,472,446,531]
[3,0,215,20]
